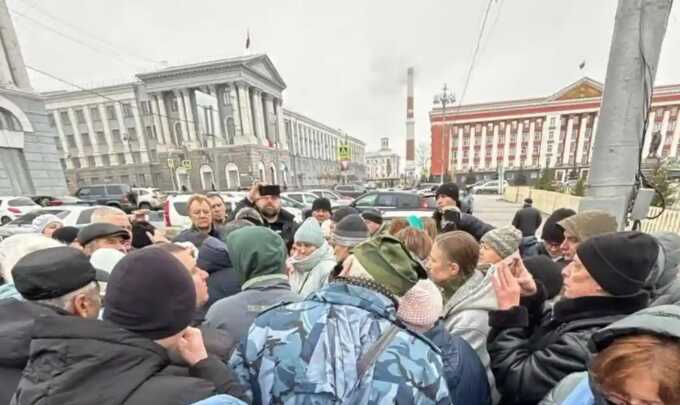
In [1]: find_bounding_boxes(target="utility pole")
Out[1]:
[581,0,672,228]
[433,84,456,184]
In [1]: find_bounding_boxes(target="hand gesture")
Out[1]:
[505,255,537,297]
[248,181,262,203]
[147,229,170,244]
[492,266,521,311]
[177,327,208,366]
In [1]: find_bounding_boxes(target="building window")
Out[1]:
[171,97,178,112]
[81,133,91,146]
[66,135,76,148]
[102,154,111,166]
[117,153,126,165]
[145,126,154,139]
[96,131,106,145]
[75,109,85,124]
[174,122,183,143]
[132,152,141,164]
[60,111,70,126]
[72,157,81,168]
[149,149,158,162]
[47,114,56,127]
[128,127,137,140]
[140,101,150,115]
[112,129,121,144]
[549,117,556,127]
[104,105,115,120]
[122,103,133,118]
[87,156,96,167]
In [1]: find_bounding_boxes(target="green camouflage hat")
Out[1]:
[352,235,427,297]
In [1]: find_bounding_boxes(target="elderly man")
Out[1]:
[90,206,133,250]
[173,195,221,248]
[77,223,131,256]
[557,209,617,262]
[229,235,450,403]
[0,247,104,404]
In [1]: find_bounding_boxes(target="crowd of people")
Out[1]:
[0,182,679,405]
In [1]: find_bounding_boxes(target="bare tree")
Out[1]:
[415,142,430,172]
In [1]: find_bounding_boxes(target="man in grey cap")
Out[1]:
[0,247,103,404]
[77,223,131,256]
[557,209,617,262]
[332,214,369,264]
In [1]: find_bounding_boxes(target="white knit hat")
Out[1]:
[397,279,443,332]
[31,214,63,234]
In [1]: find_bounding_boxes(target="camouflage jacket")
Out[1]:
[229,282,451,404]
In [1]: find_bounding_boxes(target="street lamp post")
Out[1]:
[433,84,456,184]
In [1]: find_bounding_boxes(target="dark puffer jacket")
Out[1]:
[488,287,649,405]
[0,299,59,405]
[433,208,494,240]
[11,315,246,405]
[197,237,241,308]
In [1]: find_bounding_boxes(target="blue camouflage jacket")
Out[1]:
[229,282,451,404]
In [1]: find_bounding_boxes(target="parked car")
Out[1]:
[282,192,321,208]
[334,184,366,199]
[0,197,42,225]
[472,180,509,194]
[74,184,135,212]
[0,205,105,240]
[31,195,91,207]
[349,191,436,217]
[304,189,352,207]
[132,187,166,210]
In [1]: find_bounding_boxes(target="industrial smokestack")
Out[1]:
[405,67,415,176]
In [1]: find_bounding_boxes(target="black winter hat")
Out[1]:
[523,256,564,300]
[51,226,79,244]
[103,247,196,340]
[435,183,460,206]
[332,206,359,223]
[312,198,332,213]
[197,236,232,274]
[361,208,383,225]
[577,231,659,296]
[541,208,576,243]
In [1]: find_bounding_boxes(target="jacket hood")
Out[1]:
[0,283,21,300]
[0,299,56,368]
[644,232,680,299]
[290,242,335,273]
[309,281,398,322]
[197,236,232,274]
[226,226,287,284]
[444,268,498,316]
[589,304,680,354]
[15,314,169,404]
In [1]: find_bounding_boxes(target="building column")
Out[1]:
[132,102,150,163]
[491,124,499,169]
[113,102,133,164]
[82,106,103,166]
[575,115,589,164]
[671,114,680,157]
[642,111,656,158]
[209,84,226,142]
[468,127,476,171]
[562,117,574,165]
[263,94,276,147]
[515,122,523,167]
[66,108,86,164]
[236,82,254,143]
[456,127,464,172]
[151,94,168,145]
[251,89,266,145]
[588,116,599,163]
[658,109,671,156]
[174,89,191,145]
[97,104,115,158]
[479,126,487,170]
[53,111,74,170]
[225,84,242,141]
[503,124,511,168]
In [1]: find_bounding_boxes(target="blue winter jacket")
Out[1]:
[425,321,491,405]
[229,281,450,404]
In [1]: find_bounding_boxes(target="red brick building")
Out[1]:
[430,77,680,183]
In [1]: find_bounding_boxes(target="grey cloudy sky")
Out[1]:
[8,0,680,155]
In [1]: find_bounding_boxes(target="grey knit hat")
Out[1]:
[481,225,522,259]
[557,209,617,242]
[333,214,369,247]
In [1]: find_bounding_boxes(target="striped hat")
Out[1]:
[332,214,369,247]
[481,225,522,259]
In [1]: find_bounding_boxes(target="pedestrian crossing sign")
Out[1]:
[182,160,192,170]
[338,145,350,161]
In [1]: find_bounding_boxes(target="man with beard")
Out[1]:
[254,185,297,250]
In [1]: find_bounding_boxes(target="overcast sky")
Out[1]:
[8,0,680,155]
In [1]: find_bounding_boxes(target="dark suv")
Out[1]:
[350,191,436,214]
[74,184,135,212]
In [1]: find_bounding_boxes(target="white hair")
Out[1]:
[91,207,126,223]
[0,234,62,283]
[33,281,99,312]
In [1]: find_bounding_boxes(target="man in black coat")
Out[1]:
[487,232,657,405]
[512,198,542,237]
[432,182,494,240]
[0,247,105,405]
[12,247,246,405]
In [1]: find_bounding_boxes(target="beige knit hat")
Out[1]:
[481,225,522,259]
[396,279,443,333]
[557,209,618,242]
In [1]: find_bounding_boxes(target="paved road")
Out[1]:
[472,194,522,228]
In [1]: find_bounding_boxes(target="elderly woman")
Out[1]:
[31,214,63,238]
[288,218,336,297]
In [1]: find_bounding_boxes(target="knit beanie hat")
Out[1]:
[435,183,460,206]
[52,226,79,244]
[311,198,332,213]
[333,214,369,247]
[295,218,325,248]
[361,208,383,225]
[541,208,576,243]
[397,279,443,332]
[103,247,196,340]
[558,210,617,242]
[352,235,427,297]
[576,231,659,296]
[31,214,63,234]
[523,255,564,300]
[197,236,232,274]
[481,225,522,259]
[332,206,360,223]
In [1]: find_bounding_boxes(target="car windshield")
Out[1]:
[9,198,37,207]
[8,209,69,226]
[174,202,188,216]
